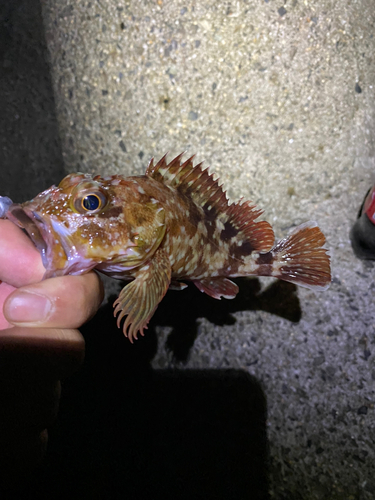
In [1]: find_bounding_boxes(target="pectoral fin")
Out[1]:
[193,277,239,300]
[113,249,171,342]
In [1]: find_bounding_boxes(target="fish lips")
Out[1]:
[6,204,99,278]
[6,204,52,268]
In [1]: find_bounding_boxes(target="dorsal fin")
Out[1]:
[146,152,230,214]
[146,153,275,253]
[223,200,274,252]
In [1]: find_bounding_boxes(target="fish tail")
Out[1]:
[257,222,331,290]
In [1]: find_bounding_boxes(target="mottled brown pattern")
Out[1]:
[99,206,123,219]
[254,251,275,276]
[9,153,331,341]
[230,241,255,260]
[221,220,240,242]
[256,252,274,265]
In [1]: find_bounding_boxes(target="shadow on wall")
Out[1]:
[32,299,270,500]
[29,279,299,500]
[154,277,301,361]
[0,0,65,200]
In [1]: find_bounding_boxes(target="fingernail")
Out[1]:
[5,291,52,324]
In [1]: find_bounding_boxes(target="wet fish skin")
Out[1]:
[1,153,331,341]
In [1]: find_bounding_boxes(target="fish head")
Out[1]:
[6,173,166,278]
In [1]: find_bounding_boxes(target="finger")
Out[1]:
[0,282,16,330]
[0,220,44,286]
[3,272,104,329]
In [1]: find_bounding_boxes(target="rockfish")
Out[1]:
[1,153,331,341]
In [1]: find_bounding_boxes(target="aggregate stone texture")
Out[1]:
[10,0,375,498]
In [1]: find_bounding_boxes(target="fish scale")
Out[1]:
[1,153,331,342]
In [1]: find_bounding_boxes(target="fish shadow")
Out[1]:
[35,367,269,500]
[61,305,270,499]
[101,277,301,362]
[155,278,301,361]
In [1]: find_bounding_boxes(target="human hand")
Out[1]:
[0,220,104,487]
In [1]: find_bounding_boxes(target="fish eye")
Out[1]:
[73,189,107,214]
[82,194,101,211]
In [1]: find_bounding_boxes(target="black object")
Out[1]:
[350,186,375,260]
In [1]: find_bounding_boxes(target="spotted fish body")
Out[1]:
[3,153,331,341]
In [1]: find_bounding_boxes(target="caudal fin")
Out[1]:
[270,222,331,290]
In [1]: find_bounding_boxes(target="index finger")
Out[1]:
[0,220,45,287]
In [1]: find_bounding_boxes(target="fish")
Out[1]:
[1,153,331,342]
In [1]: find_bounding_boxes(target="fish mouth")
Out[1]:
[7,204,48,260]
[6,204,94,278]
[6,203,103,279]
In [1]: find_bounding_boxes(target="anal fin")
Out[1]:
[113,249,171,342]
[193,277,239,300]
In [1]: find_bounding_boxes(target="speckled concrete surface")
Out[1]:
[21,0,375,498]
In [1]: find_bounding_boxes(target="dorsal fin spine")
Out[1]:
[179,155,196,174]
[155,153,168,174]
[189,165,211,193]
[146,153,275,252]
[166,155,195,188]
[147,157,154,171]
